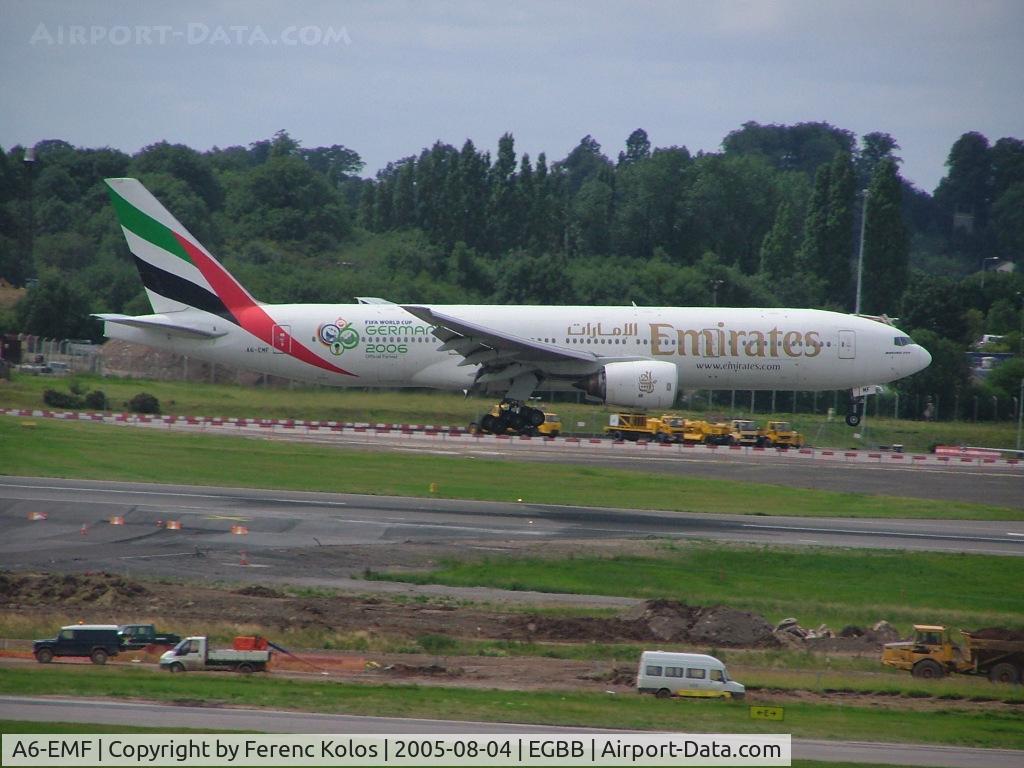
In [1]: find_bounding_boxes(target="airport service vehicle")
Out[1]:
[33,624,121,665]
[637,651,745,699]
[680,419,732,445]
[118,623,182,650]
[160,636,271,674]
[729,419,763,446]
[881,625,1024,683]
[761,421,804,448]
[96,178,931,430]
[472,402,561,436]
[605,413,685,442]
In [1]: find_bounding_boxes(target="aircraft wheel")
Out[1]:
[845,413,861,427]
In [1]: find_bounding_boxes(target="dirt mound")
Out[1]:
[235,585,286,599]
[0,571,150,606]
[510,600,779,648]
[972,627,1024,641]
[381,663,462,677]
[688,606,777,646]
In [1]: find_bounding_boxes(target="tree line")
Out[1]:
[1,121,1022,418]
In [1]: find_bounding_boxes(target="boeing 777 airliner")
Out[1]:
[96,178,931,431]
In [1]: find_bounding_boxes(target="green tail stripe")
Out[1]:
[106,186,192,266]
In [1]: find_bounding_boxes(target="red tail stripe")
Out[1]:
[172,233,355,377]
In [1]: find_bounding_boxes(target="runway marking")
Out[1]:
[741,523,1024,544]
[1009,533,1024,537]
[118,552,200,560]
[206,515,251,521]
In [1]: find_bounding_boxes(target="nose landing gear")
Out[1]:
[846,396,865,427]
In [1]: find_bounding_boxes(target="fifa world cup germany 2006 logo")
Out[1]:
[317,319,360,356]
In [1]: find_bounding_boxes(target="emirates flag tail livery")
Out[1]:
[97,178,931,429]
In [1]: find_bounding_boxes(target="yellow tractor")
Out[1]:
[471,402,560,437]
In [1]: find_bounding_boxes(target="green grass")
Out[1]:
[1,666,1020,749]
[367,543,1024,631]
[2,370,1020,453]
[0,418,1019,520]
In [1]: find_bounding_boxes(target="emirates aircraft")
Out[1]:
[96,178,931,431]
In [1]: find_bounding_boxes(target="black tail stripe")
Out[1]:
[133,256,238,324]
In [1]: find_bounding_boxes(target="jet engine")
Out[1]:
[574,360,677,409]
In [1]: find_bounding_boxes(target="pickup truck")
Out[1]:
[118,623,182,650]
[160,636,271,673]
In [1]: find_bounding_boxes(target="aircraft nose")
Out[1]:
[913,344,932,373]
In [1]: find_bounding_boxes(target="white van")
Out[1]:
[637,651,745,699]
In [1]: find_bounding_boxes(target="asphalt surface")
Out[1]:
[1,697,1020,768]
[1,476,1023,593]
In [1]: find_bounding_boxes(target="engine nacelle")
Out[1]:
[575,360,677,409]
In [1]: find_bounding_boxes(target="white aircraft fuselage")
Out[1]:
[103,303,930,393]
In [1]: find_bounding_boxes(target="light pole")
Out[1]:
[711,279,724,308]
[23,147,35,282]
[855,188,868,314]
[980,256,999,288]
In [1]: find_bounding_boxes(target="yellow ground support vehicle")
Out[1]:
[881,625,1024,683]
[536,411,562,437]
[729,419,763,446]
[471,401,559,437]
[605,413,683,442]
[680,419,732,445]
[761,420,804,448]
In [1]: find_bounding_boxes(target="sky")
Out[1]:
[1,0,1022,194]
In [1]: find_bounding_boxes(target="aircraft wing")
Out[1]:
[93,313,228,340]
[401,305,597,366]
[401,305,649,396]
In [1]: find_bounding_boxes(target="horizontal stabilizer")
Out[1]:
[93,313,228,339]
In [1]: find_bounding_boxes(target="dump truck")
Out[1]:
[605,413,683,442]
[729,419,763,446]
[118,623,182,650]
[160,636,271,674]
[881,625,1024,683]
[761,421,804,448]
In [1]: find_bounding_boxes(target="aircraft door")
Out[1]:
[272,324,291,354]
[838,330,856,359]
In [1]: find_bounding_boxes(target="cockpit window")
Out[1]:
[894,336,912,346]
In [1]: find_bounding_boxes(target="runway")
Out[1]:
[1,476,1022,591]
[1,697,1019,768]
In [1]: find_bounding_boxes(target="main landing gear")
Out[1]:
[471,400,545,436]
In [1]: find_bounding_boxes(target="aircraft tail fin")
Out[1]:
[105,177,257,319]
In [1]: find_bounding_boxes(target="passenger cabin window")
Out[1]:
[686,668,707,679]
[665,666,684,678]
[60,629,74,640]
[645,665,663,676]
